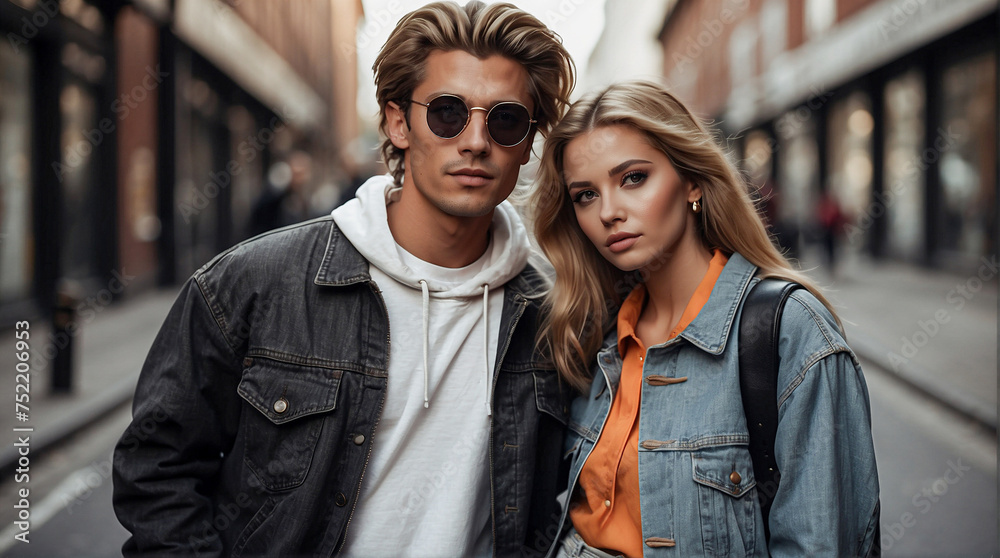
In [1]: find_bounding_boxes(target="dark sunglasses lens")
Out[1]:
[425,96,468,138]
[487,103,531,146]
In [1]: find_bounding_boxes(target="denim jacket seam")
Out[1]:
[774,293,853,409]
[315,220,338,284]
[317,225,372,286]
[245,349,385,376]
[787,292,841,349]
[568,421,599,441]
[777,348,850,409]
[193,272,241,357]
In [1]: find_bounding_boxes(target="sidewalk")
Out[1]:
[0,289,179,473]
[799,246,998,431]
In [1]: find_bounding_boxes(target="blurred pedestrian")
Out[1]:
[817,189,847,273]
[248,150,311,236]
[531,81,880,557]
[112,2,575,557]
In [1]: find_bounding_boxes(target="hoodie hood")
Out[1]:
[332,174,530,297]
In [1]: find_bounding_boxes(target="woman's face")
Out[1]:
[562,124,702,272]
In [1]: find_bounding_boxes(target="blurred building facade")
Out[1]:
[0,0,365,327]
[655,0,997,272]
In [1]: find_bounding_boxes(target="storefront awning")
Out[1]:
[725,0,996,129]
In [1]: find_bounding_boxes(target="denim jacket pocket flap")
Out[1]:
[692,445,756,498]
[238,359,343,425]
[533,371,569,425]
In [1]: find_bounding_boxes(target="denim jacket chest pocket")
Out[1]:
[689,444,760,556]
[237,357,343,491]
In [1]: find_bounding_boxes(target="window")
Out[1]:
[883,70,926,261]
[775,106,821,252]
[0,40,34,304]
[59,81,100,282]
[827,90,874,252]
[937,51,997,265]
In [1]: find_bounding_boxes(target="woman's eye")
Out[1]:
[622,171,647,186]
[572,190,597,204]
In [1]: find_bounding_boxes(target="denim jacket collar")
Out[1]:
[596,253,758,370]
[677,252,757,355]
[315,220,371,286]
[312,218,541,301]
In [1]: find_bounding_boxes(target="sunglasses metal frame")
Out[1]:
[408,94,537,147]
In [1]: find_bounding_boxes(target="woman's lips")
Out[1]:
[606,233,640,253]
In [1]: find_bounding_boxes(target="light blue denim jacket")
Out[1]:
[549,253,880,557]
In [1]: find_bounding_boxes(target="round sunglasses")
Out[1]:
[409,94,537,147]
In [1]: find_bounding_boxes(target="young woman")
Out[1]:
[531,81,880,557]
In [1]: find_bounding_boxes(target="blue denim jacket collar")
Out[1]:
[594,253,758,394]
[677,252,757,355]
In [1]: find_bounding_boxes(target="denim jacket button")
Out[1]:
[273,398,289,414]
[335,492,347,506]
[353,434,366,445]
[729,471,742,485]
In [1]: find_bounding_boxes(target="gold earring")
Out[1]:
[692,199,702,214]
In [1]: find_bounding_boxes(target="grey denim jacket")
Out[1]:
[113,216,571,557]
[549,253,880,557]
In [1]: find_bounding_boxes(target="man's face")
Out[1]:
[386,50,535,219]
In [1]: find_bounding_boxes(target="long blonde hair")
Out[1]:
[531,80,841,393]
[373,1,576,186]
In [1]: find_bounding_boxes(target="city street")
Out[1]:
[0,355,995,557]
[0,0,995,556]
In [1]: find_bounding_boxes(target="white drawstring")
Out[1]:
[419,279,430,409]
[483,284,492,416]
[418,280,491,416]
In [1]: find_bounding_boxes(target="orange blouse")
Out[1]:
[570,250,729,557]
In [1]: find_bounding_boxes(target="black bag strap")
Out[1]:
[738,278,801,544]
[739,278,882,556]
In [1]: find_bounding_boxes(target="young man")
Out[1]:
[111,2,575,557]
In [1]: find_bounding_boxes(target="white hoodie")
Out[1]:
[333,175,530,557]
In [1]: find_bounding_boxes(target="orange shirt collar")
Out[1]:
[616,249,729,357]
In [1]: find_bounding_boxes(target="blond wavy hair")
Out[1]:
[373,1,576,185]
[531,80,842,393]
